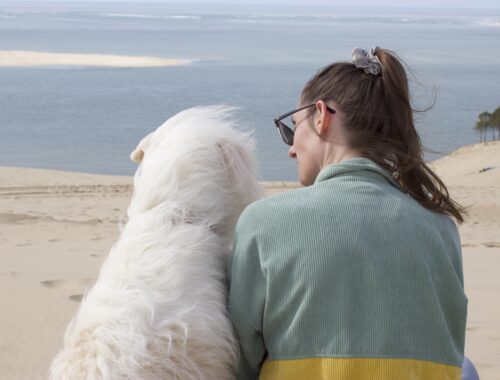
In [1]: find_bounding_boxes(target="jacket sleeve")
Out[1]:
[227,209,267,380]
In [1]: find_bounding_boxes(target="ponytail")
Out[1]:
[301,48,466,223]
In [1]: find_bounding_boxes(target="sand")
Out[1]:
[1,141,499,379]
[0,50,191,68]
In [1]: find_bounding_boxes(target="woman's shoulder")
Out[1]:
[236,187,313,229]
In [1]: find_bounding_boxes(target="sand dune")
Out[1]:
[0,50,191,68]
[1,141,499,379]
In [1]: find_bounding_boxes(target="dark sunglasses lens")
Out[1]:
[278,122,294,146]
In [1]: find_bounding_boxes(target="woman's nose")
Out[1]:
[288,146,296,158]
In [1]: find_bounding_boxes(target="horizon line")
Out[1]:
[4,1,500,9]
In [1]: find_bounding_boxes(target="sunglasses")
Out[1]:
[274,103,336,146]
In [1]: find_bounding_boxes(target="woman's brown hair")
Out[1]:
[301,48,466,224]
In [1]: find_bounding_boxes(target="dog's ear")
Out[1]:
[130,132,154,163]
[130,148,144,163]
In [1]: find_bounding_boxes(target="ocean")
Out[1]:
[1,1,499,180]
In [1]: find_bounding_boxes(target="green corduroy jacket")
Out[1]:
[228,157,467,380]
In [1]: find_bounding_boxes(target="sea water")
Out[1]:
[0,2,499,180]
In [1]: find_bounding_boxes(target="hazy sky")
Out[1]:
[17,0,500,8]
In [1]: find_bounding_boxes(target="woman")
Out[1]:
[227,47,468,380]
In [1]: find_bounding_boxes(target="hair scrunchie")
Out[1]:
[351,47,382,75]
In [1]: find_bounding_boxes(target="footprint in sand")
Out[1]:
[484,242,500,248]
[40,278,94,290]
[0,271,19,277]
[17,241,34,247]
[69,294,84,303]
[0,213,39,224]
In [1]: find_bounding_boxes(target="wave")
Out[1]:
[477,19,500,27]
[97,13,201,21]
[169,15,201,20]
[220,14,469,26]
[99,13,160,19]
[0,12,15,19]
[2,9,491,27]
[217,13,470,26]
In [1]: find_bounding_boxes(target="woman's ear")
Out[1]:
[315,100,333,136]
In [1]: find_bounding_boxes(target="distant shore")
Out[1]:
[0,50,191,68]
[0,141,499,379]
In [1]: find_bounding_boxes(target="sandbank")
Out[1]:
[0,50,191,68]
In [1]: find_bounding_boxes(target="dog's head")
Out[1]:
[127,106,262,240]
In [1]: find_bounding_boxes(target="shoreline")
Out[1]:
[0,140,499,379]
[0,50,192,68]
[2,140,498,180]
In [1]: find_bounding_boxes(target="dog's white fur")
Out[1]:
[49,106,262,380]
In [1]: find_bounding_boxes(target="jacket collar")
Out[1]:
[314,157,402,190]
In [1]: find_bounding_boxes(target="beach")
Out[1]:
[1,141,499,379]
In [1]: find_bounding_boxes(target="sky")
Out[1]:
[14,0,500,9]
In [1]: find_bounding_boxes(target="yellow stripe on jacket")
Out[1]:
[260,357,461,380]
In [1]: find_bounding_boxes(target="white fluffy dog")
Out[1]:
[49,106,262,380]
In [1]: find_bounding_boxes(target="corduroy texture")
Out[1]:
[228,157,467,380]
